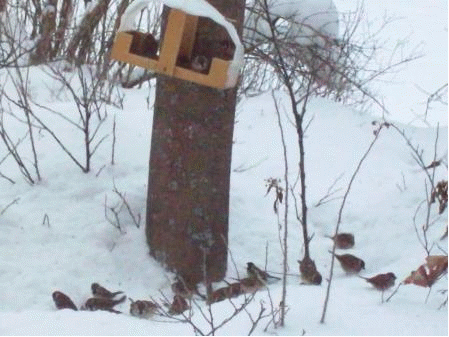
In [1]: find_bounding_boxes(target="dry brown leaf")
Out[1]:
[426,255,448,283]
[403,255,448,288]
[404,265,429,287]
[426,255,448,268]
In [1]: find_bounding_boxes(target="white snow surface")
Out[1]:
[0,66,447,335]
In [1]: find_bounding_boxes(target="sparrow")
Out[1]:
[191,55,209,73]
[171,279,205,299]
[247,262,281,284]
[425,160,441,170]
[52,291,77,311]
[171,279,198,299]
[207,286,229,304]
[227,282,243,298]
[168,295,189,315]
[91,283,124,299]
[239,277,265,293]
[298,258,322,285]
[360,272,397,291]
[129,299,159,319]
[83,295,126,313]
[325,233,355,249]
[330,251,365,274]
[301,269,323,285]
[127,31,158,58]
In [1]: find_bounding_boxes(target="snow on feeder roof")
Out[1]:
[110,0,244,89]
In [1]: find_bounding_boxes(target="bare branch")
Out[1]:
[321,123,386,323]
[314,173,345,207]
[271,90,289,326]
[0,197,19,215]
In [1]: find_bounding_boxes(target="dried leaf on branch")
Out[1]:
[430,180,448,214]
[403,255,448,288]
[264,178,284,214]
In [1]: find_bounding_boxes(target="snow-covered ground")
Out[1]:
[0,64,447,335]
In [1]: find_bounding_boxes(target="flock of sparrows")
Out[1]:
[53,235,397,317]
[52,282,189,318]
[52,263,281,316]
[52,283,126,313]
[203,262,282,304]
[327,233,397,292]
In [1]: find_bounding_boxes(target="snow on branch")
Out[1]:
[245,0,339,46]
[271,0,338,39]
[118,0,150,32]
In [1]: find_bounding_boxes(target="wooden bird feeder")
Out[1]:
[111,8,240,89]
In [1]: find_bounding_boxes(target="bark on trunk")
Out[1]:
[66,0,110,64]
[0,0,6,12]
[0,0,6,30]
[29,0,57,65]
[146,0,245,285]
[52,0,73,58]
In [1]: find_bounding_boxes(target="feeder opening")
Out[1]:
[126,30,159,59]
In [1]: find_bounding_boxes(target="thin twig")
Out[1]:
[263,284,282,331]
[272,90,289,326]
[42,213,50,227]
[321,123,386,323]
[95,164,106,178]
[111,114,116,165]
[314,173,345,207]
[112,183,141,228]
[247,302,267,336]
[104,195,126,234]
[0,197,20,215]
[385,283,402,302]
[0,171,15,184]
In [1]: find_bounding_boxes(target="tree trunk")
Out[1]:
[146,0,245,286]
[0,0,6,12]
[66,0,110,64]
[30,0,43,39]
[0,0,6,31]
[52,0,73,59]
[29,0,57,65]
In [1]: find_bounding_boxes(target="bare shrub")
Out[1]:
[155,244,271,336]
[389,123,447,256]
[0,66,41,184]
[105,183,142,234]
[0,2,36,68]
[242,0,420,326]
[321,122,388,322]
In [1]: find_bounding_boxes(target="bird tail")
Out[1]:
[114,295,127,305]
[107,308,122,314]
[264,275,281,285]
[111,291,124,297]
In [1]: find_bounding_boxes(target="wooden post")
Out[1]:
[146,0,245,286]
